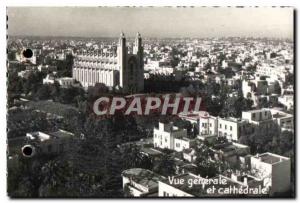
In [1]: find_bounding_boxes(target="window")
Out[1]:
[252,113,256,120]
[230,126,232,131]
[176,143,180,148]
[210,123,212,127]
[220,124,222,128]
[165,138,168,143]
[202,123,205,127]
[225,125,227,130]
[219,131,222,136]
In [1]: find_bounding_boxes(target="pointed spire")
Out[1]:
[136,32,141,38]
[120,31,125,38]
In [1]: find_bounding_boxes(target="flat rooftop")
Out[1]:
[47,130,74,139]
[122,168,165,190]
[256,153,288,164]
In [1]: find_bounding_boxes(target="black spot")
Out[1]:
[22,49,33,58]
[22,146,33,157]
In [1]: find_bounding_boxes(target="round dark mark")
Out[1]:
[22,49,33,58]
[22,146,33,157]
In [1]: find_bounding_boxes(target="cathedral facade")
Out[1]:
[72,32,144,93]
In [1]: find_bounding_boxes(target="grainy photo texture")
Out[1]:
[6,7,295,198]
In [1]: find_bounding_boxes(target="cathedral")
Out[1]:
[72,32,144,93]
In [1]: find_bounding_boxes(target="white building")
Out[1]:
[242,109,273,126]
[182,148,197,162]
[158,173,200,197]
[153,122,187,150]
[256,63,289,81]
[57,77,75,87]
[242,77,268,99]
[43,74,56,84]
[217,117,249,141]
[250,152,291,195]
[198,111,218,136]
[278,95,294,111]
[174,137,196,152]
[269,108,294,131]
[43,74,75,87]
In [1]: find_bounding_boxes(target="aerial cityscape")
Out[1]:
[7,7,294,198]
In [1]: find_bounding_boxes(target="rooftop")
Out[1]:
[255,153,289,164]
[122,168,165,190]
[27,130,74,142]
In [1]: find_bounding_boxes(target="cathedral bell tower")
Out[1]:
[133,32,144,92]
[117,32,127,91]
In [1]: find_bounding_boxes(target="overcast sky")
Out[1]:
[7,7,294,39]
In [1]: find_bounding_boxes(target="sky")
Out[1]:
[7,7,294,39]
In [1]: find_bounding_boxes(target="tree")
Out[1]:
[38,160,73,197]
[153,153,175,177]
[121,144,152,170]
[194,144,219,178]
[35,85,51,100]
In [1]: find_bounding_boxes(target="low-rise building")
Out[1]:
[57,77,75,87]
[211,142,250,167]
[250,152,291,195]
[174,137,196,152]
[122,168,165,197]
[217,117,249,141]
[269,108,293,131]
[24,129,74,155]
[153,122,187,150]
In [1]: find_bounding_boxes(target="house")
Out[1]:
[217,117,249,141]
[242,109,273,127]
[122,168,165,197]
[211,142,250,167]
[153,122,187,150]
[23,129,74,156]
[269,108,293,131]
[250,152,291,195]
[183,148,197,162]
[174,137,196,152]
[198,111,218,136]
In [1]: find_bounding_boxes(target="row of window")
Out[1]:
[219,124,233,131]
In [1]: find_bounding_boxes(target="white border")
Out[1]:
[1,0,299,202]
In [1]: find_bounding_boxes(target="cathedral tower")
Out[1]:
[117,32,128,91]
[133,32,144,92]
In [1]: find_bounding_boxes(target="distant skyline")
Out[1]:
[7,7,294,39]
